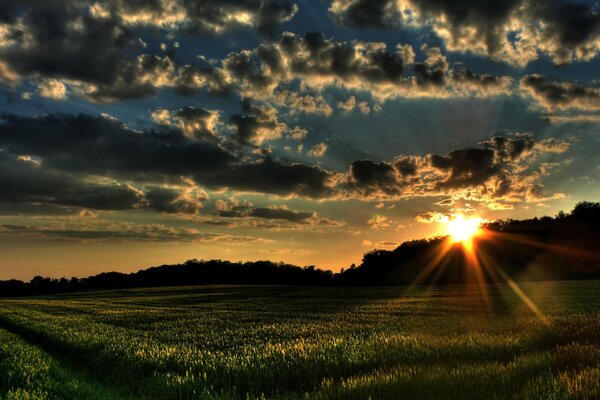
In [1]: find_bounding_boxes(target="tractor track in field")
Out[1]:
[0,315,127,400]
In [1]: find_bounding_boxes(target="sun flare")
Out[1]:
[446,215,482,245]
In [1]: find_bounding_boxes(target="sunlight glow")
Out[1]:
[446,215,482,245]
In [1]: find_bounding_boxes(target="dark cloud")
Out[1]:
[143,186,204,214]
[430,148,498,188]
[201,157,333,199]
[529,0,600,56]
[335,133,570,206]
[482,135,535,161]
[329,0,403,29]
[0,0,135,85]
[230,100,287,146]
[348,160,399,195]
[184,0,298,36]
[411,0,520,56]
[0,150,143,211]
[0,113,333,210]
[213,32,416,98]
[215,201,315,222]
[520,74,600,111]
[329,0,600,65]
[85,55,176,102]
[0,113,233,180]
[281,31,412,83]
[394,157,418,176]
[0,0,298,99]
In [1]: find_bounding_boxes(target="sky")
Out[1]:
[0,0,599,280]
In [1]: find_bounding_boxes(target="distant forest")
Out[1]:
[1,202,599,297]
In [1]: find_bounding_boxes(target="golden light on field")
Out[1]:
[446,215,483,247]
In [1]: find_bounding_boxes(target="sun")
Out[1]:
[446,215,482,245]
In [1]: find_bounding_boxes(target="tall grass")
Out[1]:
[0,282,599,399]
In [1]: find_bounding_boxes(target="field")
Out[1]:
[0,282,600,399]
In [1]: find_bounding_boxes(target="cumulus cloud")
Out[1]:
[203,32,422,100]
[0,1,136,86]
[330,0,410,29]
[0,9,517,106]
[152,106,220,139]
[0,0,298,98]
[330,0,600,66]
[264,34,511,99]
[230,100,287,146]
[337,133,572,208]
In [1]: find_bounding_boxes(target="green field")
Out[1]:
[0,282,599,399]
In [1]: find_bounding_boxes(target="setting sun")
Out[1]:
[446,215,483,244]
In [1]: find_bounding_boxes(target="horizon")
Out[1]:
[1,201,593,282]
[1,0,599,280]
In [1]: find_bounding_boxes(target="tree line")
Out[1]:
[1,202,598,297]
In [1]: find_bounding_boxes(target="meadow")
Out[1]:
[0,282,599,399]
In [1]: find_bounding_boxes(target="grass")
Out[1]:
[0,281,599,399]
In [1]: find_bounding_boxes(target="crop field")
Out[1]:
[1,282,600,399]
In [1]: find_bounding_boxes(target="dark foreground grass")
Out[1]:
[0,281,599,399]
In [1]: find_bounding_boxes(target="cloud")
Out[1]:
[346,160,400,196]
[520,74,600,111]
[544,114,600,124]
[82,55,180,102]
[0,113,234,181]
[0,112,574,212]
[337,95,372,113]
[367,214,391,229]
[0,0,298,97]
[183,0,298,36]
[0,150,143,211]
[200,156,333,198]
[330,0,408,29]
[336,133,572,208]
[288,126,308,141]
[214,200,315,223]
[230,100,287,146]
[329,0,600,66]
[362,239,399,247]
[0,113,335,205]
[0,149,208,214]
[142,185,206,214]
[272,90,333,116]
[0,221,263,243]
[206,32,419,99]
[95,0,298,34]
[430,148,498,188]
[37,79,68,100]
[0,1,136,86]
[151,106,220,139]
[308,143,328,157]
